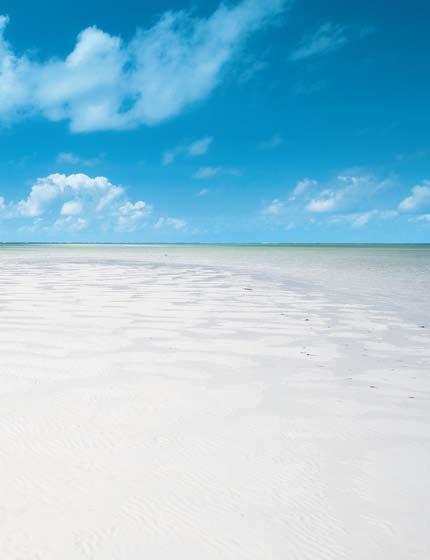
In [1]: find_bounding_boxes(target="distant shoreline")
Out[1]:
[1,242,430,247]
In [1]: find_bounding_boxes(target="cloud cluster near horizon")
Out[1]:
[397,181,430,212]
[0,0,286,132]
[0,173,185,235]
[262,174,430,230]
[1,170,429,240]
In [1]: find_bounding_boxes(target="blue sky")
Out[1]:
[0,0,429,242]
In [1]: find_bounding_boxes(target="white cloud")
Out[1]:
[60,200,83,216]
[306,174,390,213]
[163,136,213,165]
[57,152,79,164]
[0,0,286,132]
[193,166,220,179]
[57,152,103,166]
[188,137,213,156]
[197,188,209,196]
[54,216,88,232]
[306,195,337,213]
[289,22,372,61]
[398,182,430,212]
[162,151,176,166]
[351,210,377,227]
[414,214,430,222]
[331,209,398,228]
[16,173,123,217]
[117,200,152,230]
[258,134,283,150]
[192,166,241,180]
[290,23,348,60]
[261,173,396,228]
[262,198,284,215]
[0,172,178,236]
[261,179,315,217]
[289,178,316,201]
[155,217,187,230]
[261,179,317,217]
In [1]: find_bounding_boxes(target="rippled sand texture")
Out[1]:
[0,245,429,559]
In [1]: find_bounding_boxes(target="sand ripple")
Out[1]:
[0,246,429,559]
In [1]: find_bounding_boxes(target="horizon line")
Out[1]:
[1,242,430,247]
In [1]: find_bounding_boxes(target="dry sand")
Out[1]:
[0,244,429,559]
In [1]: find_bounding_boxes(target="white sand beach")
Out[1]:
[0,244,429,559]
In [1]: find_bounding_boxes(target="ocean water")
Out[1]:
[1,243,429,323]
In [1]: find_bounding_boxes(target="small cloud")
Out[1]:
[197,188,209,196]
[290,22,372,61]
[396,148,430,164]
[57,152,103,167]
[83,157,103,167]
[192,166,241,180]
[351,211,376,228]
[414,214,430,223]
[261,179,318,218]
[262,198,285,215]
[162,151,176,166]
[117,200,152,230]
[306,174,391,214]
[188,137,213,156]
[0,15,10,29]
[352,210,397,228]
[398,182,430,212]
[54,216,88,232]
[236,58,267,83]
[154,217,186,230]
[193,166,220,180]
[289,178,316,201]
[306,195,337,213]
[163,136,213,165]
[330,210,398,228]
[258,134,283,150]
[57,152,80,164]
